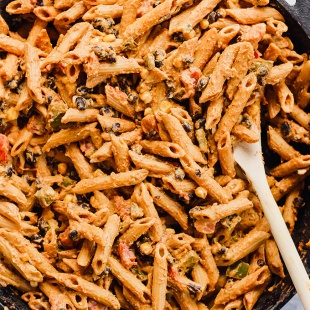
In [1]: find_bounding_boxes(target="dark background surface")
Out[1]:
[0,0,309,309]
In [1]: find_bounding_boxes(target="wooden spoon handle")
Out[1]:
[252,171,310,309]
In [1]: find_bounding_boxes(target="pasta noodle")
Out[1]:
[0,0,309,309]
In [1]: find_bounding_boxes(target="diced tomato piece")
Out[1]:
[113,196,131,220]
[118,242,136,269]
[181,67,202,99]
[0,134,10,164]
[88,299,109,310]
[58,227,74,248]
[254,50,259,59]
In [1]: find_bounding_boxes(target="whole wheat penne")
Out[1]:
[0,260,34,292]
[105,85,136,118]
[190,197,253,222]
[51,272,121,309]
[193,28,218,70]
[140,140,185,158]
[204,94,225,130]
[226,7,284,24]
[152,242,169,310]
[97,114,135,133]
[217,132,236,178]
[108,256,151,304]
[6,0,34,14]
[282,185,302,233]
[271,171,310,202]
[217,24,240,50]
[214,230,270,266]
[169,0,221,34]
[131,183,163,242]
[0,234,43,283]
[273,81,294,113]
[129,150,175,177]
[191,263,209,301]
[214,72,257,141]
[147,183,188,230]
[54,1,87,25]
[267,126,300,160]
[40,282,75,310]
[33,6,61,22]
[290,104,310,130]
[180,154,231,203]
[226,42,254,100]
[118,217,156,246]
[118,0,141,37]
[82,4,123,20]
[92,214,120,275]
[0,178,28,207]
[111,136,131,172]
[270,155,310,177]
[40,22,90,69]
[265,239,285,278]
[24,43,45,104]
[77,239,96,267]
[123,0,173,40]
[42,123,97,152]
[160,112,206,164]
[215,266,270,304]
[199,42,243,103]
[73,169,149,194]
[61,108,100,123]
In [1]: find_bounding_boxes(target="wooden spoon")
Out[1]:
[233,135,310,309]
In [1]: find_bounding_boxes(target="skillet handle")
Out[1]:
[276,0,310,39]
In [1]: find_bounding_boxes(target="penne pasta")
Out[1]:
[0,1,309,309]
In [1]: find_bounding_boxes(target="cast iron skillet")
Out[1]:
[0,0,309,309]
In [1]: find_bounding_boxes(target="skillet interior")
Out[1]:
[0,0,309,309]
